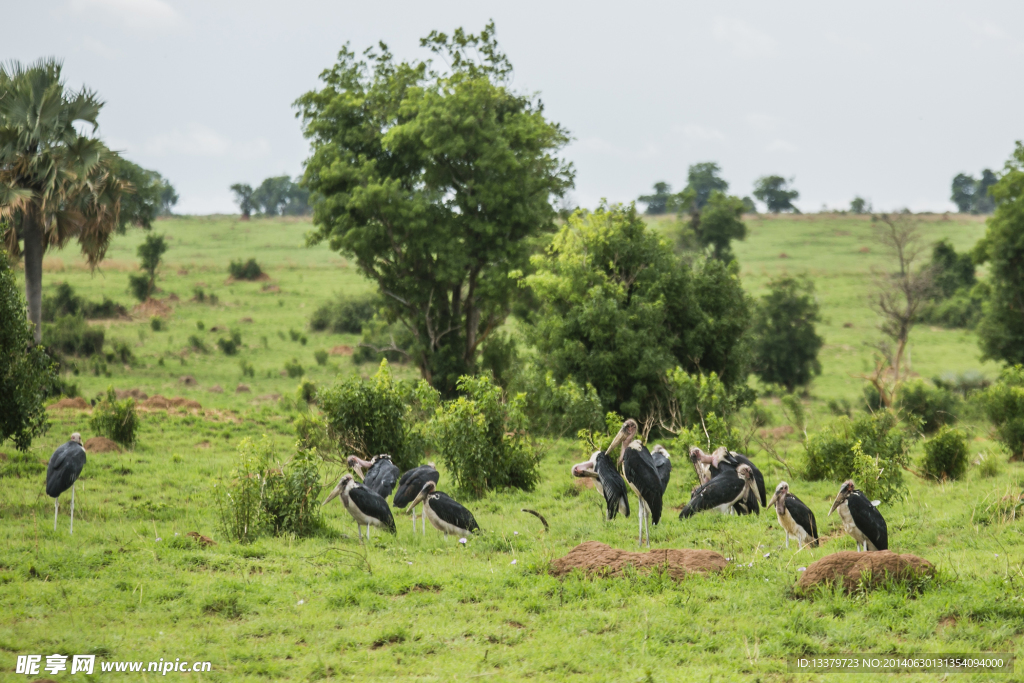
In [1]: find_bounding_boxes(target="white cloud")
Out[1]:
[69,0,182,30]
[143,124,232,157]
[676,124,727,142]
[745,113,778,131]
[971,20,1005,40]
[713,17,777,58]
[765,139,798,153]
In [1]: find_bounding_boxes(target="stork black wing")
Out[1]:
[364,459,400,498]
[680,468,745,519]
[393,466,439,508]
[594,451,630,520]
[348,487,396,533]
[431,492,479,533]
[847,491,887,550]
[727,452,766,506]
[651,452,671,494]
[734,486,760,516]
[622,446,663,524]
[784,493,818,546]
[46,441,86,498]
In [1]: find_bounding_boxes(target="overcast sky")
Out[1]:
[8,1,1024,214]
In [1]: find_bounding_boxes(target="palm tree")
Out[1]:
[0,58,127,343]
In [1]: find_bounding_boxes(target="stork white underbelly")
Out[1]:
[344,499,386,528]
[424,500,471,535]
[776,505,813,547]
[838,502,876,550]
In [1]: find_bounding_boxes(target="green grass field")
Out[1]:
[2,213,1023,682]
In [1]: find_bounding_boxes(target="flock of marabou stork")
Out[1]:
[572,418,888,552]
[43,418,888,553]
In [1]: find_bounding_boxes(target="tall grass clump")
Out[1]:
[804,409,914,504]
[309,291,379,334]
[89,387,140,448]
[228,258,264,280]
[922,425,969,481]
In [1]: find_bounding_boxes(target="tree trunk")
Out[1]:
[22,208,44,345]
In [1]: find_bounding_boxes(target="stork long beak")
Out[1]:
[767,491,780,509]
[827,493,845,516]
[606,427,626,456]
[408,491,427,509]
[322,482,344,506]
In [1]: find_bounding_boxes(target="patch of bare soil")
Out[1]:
[550,541,726,581]
[235,384,251,393]
[239,317,253,323]
[115,389,148,400]
[139,395,202,411]
[208,385,223,393]
[261,284,280,293]
[132,298,173,318]
[84,436,121,453]
[187,531,216,546]
[47,397,89,411]
[255,393,281,402]
[330,345,354,356]
[196,441,211,448]
[796,551,935,593]
[179,375,198,386]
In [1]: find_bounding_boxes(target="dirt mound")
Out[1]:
[141,395,171,409]
[797,551,935,593]
[179,375,198,386]
[551,541,726,581]
[167,293,180,302]
[132,298,173,318]
[139,395,202,411]
[84,436,121,453]
[47,397,89,410]
[115,388,148,400]
[330,345,354,356]
[187,531,217,546]
[168,397,202,410]
[261,284,280,293]
[208,385,223,393]
[240,317,253,323]
[235,384,251,393]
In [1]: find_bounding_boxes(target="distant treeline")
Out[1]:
[230,176,310,219]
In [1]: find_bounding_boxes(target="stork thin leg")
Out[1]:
[70,484,75,535]
[637,502,643,546]
[54,498,59,531]
[411,507,416,532]
[785,535,789,550]
[644,502,651,547]
[357,524,363,543]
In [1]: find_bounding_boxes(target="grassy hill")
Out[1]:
[1,212,1021,681]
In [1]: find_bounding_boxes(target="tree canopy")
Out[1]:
[252,176,310,216]
[681,162,729,211]
[112,157,177,229]
[951,169,998,214]
[753,175,800,213]
[751,276,824,392]
[638,181,672,215]
[689,191,747,261]
[296,22,573,395]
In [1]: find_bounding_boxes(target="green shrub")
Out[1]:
[827,398,853,417]
[217,437,268,544]
[150,316,164,331]
[513,369,604,437]
[982,365,1024,459]
[297,378,318,404]
[663,368,749,453]
[289,328,301,342]
[229,258,264,280]
[193,287,206,303]
[314,349,329,366]
[128,273,152,302]
[239,360,255,378]
[316,359,420,470]
[426,374,539,499]
[933,370,990,397]
[217,330,242,355]
[804,410,914,504]
[309,291,380,334]
[196,320,205,331]
[294,412,330,452]
[188,335,209,353]
[922,426,969,481]
[976,454,1002,479]
[42,282,125,321]
[109,340,135,365]
[43,314,105,357]
[284,358,304,378]
[89,387,140,448]
[899,380,958,434]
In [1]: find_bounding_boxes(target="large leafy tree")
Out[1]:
[296,23,573,394]
[0,248,55,451]
[252,175,309,216]
[688,191,747,260]
[753,175,800,213]
[751,276,824,392]
[976,142,1024,364]
[0,59,128,343]
[523,203,750,417]
[951,170,999,214]
[113,157,177,226]
[638,181,672,215]
[681,161,729,210]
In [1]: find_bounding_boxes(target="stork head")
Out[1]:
[710,446,729,468]
[607,418,638,459]
[736,463,754,483]
[651,444,670,459]
[828,480,856,516]
[408,479,438,509]
[767,481,789,510]
[571,451,600,478]
[323,474,355,507]
[70,432,82,445]
[374,454,393,464]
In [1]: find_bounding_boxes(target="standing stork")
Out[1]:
[323,474,396,541]
[607,419,662,547]
[679,464,758,519]
[407,481,479,538]
[649,444,672,493]
[766,481,818,549]
[828,480,887,551]
[571,450,630,520]
[347,454,400,499]
[392,463,440,533]
[689,446,765,514]
[46,433,87,534]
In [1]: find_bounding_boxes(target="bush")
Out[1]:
[426,374,539,499]
[229,258,264,280]
[284,358,304,378]
[899,380,958,434]
[239,360,255,378]
[196,320,205,331]
[109,340,135,365]
[663,368,750,453]
[289,329,301,342]
[309,291,379,334]
[751,276,824,391]
[933,370,991,397]
[297,378,317,404]
[187,335,209,353]
[89,387,140,448]
[150,317,164,331]
[217,330,242,355]
[804,410,914,504]
[316,359,420,471]
[43,314,105,357]
[128,273,152,302]
[513,370,604,437]
[314,349,329,366]
[982,365,1024,459]
[42,282,125,321]
[922,426,969,481]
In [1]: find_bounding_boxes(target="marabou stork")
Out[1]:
[607,419,662,547]
[828,480,887,551]
[571,450,630,521]
[407,480,479,538]
[680,464,758,519]
[392,463,440,533]
[689,446,766,514]
[650,444,672,493]
[347,454,400,499]
[323,474,396,541]
[46,433,87,534]
[766,481,818,549]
